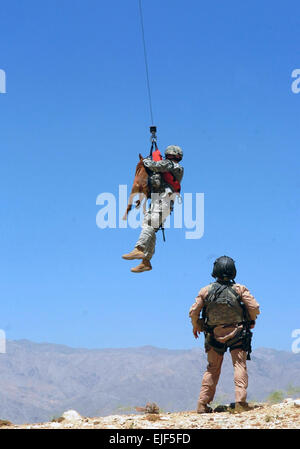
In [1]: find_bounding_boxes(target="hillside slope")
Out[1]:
[0,340,300,424]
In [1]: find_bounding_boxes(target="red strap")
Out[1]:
[152,148,163,161]
[151,148,181,192]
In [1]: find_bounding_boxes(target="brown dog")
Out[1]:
[123,154,149,220]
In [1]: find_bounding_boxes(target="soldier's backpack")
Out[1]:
[203,282,246,327]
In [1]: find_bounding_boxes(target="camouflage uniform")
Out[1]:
[135,157,184,260]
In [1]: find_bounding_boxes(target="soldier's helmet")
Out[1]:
[165,145,183,161]
[212,256,237,280]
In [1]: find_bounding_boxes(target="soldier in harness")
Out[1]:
[122,145,183,273]
[189,256,260,413]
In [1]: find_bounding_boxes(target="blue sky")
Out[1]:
[0,0,299,352]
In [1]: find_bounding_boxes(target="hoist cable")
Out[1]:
[138,0,154,125]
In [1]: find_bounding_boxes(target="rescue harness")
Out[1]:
[146,126,181,242]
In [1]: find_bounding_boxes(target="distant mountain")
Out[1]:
[0,340,299,424]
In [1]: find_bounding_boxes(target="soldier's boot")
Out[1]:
[197,401,213,414]
[131,259,152,273]
[122,246,145,260]
[234,402,252,413]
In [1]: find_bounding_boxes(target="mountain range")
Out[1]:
[0,340,299,424]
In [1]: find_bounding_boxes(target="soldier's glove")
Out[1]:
[249,320,256,329]
[197,318,205,332]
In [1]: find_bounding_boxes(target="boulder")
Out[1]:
[61,410,83,422]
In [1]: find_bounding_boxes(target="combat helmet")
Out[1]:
[212,256,237,281]
[165,145,183,161]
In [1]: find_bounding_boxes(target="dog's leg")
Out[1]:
[123,192,136,220]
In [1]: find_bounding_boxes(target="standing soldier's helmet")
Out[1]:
[212,256,237,280]
[165,145,183,161]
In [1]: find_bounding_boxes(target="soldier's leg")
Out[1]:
[151,192,175,225]
[198,348,224,406]
[135,193,173,261]
[135,210,156,261]
[230,348,248,403]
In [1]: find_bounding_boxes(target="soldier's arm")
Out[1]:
[235,284,260,322]
[144,158,184,184]
[143,158,174,173]
[189,286,209,336]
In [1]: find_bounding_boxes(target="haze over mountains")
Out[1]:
[0,340,299,424]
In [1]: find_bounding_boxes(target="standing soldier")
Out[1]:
[122,145,184,273]
[189,256,260,413]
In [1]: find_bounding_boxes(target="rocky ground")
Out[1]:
[1,399,299,430]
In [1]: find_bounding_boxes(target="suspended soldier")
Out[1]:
[122,145,184,273]
[189,256,260,413]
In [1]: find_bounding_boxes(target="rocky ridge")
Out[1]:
[1,399,300,430]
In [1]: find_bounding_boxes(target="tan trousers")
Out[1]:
[198,348,248,404]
